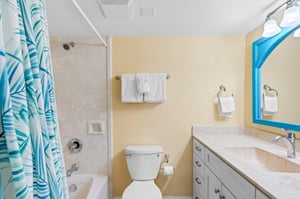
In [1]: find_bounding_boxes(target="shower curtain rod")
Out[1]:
[71,0,108,47]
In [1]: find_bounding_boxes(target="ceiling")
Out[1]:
[45,0,286,37]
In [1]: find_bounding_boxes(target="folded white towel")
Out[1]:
[218,106,233,118]
[121,74,143,103]
[262,95,278,116]
[218,96,235,118]
[144,73,166,103]
[136,73,150,95]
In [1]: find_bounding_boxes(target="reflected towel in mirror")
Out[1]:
[262,94,278,116]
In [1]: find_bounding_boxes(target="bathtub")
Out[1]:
[67,174,108,199]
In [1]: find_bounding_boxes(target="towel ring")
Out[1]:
[217,85,233,98]
[263,84,278,96]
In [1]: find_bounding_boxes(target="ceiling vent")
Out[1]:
[98,0,134,19]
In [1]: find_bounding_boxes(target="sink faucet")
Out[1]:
[67,163,79,177]
[272,131,296,158]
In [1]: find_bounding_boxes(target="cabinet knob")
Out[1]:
[219,194,225,199]
[195,146,202,152]
[214,189,220,194]
[195,161,202,167]
[195,177,202,185]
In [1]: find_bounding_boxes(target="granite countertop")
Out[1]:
[192,126,300,199]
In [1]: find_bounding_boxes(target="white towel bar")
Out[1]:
[115,74,170,80]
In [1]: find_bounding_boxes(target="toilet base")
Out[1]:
[122,180,162,199]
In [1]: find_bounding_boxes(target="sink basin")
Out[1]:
[225,147,300,173]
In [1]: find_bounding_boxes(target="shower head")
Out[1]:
[62,42,75,50]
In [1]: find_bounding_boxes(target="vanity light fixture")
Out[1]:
[280,0,300,27]
[262,16,281,37]
[262,0,300,38]
[293,27,300,36]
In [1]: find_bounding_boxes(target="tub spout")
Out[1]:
[67,163,79,177]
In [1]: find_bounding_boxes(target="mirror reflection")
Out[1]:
[261,31,300,124]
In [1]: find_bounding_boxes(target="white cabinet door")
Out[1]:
[206,167,236,199]
[194,168,205,199]
[206,167,222,199]
[221,185,236,199]
[205,148,255,199]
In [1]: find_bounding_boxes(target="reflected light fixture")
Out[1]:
[262,0,300,38]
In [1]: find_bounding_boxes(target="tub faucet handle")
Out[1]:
[68,138,83,154]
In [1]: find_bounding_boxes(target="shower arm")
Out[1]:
[71,0,108,47]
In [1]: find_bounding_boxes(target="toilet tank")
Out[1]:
[125,145,163,181]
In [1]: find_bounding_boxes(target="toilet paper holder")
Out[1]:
[159,154,174,176]
[160,154,169,169]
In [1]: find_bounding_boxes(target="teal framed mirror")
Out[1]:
[252,24,300,132]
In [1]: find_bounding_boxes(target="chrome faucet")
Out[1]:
[67,163,79,177]
[272,131,296,158]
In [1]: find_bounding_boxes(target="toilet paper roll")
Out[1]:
[163,166,174,176]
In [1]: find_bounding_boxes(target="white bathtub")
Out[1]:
[67,174,108,199]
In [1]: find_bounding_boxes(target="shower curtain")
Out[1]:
[0,0,68,198]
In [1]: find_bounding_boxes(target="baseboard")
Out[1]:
[114,196,192,199]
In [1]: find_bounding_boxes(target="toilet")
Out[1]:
[122,145,163,199]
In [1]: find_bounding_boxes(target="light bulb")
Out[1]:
[262,18,281,37]
[293,28,300,37]
[280,3,300,27]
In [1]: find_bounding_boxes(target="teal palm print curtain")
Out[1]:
[0,0,68,198]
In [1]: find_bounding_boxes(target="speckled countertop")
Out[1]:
[192,126,300,199]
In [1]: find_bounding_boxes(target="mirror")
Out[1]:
[261,34,300,124]
[252,24,300,132]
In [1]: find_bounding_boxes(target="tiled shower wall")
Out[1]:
[50,37,110,175]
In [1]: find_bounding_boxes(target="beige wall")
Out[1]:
[51,37,110,175]
[112,36,246,196]
[245,26,262,129]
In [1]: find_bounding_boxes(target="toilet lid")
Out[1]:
[125,145,163,155]
[122,181,162,199]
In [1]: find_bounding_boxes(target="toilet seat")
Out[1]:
[122,180,162,199]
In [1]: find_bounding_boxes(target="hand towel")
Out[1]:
[136,73,150,95]
[121,74,143,103]
[218,96,235,118]
[144,73,166,103]
[262,94,278,116]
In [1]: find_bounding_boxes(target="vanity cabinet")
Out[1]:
[193,138,271,199]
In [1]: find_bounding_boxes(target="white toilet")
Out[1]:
[122,145,163,199]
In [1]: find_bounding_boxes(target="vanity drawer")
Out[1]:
[193,139,205,161]
[193,169,205,199]
[193,153,205,179]
[205,149,255,199]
